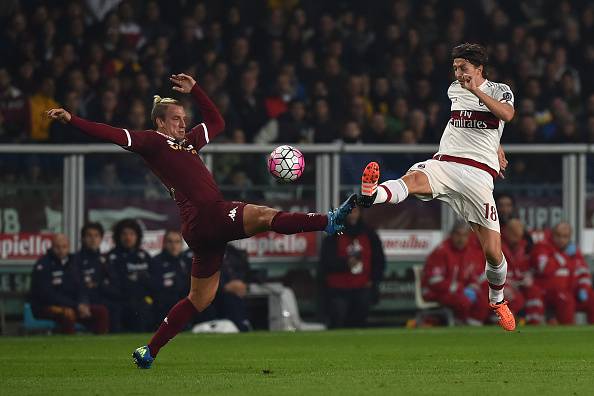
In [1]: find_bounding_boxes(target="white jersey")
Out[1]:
[436,79,514,172]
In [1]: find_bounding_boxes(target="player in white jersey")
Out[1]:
[357,43,516,331]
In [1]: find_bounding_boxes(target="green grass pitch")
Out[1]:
[1,327,593,395]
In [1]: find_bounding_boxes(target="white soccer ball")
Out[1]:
[267,145,305,182]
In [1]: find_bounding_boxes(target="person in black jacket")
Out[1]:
[107,219,153,332]
[185,245,252,331]
[30,234,109,334]
[74,222,122,332]
[150,230,190,327]
[319,207,386,328]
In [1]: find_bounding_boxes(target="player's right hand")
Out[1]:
[170,73,197,93]
[46,108,72,123]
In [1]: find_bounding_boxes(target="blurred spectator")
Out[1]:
[0,67,27,142]
[256,99,312,143]
[224,165,260,202]
[75,222,121,332]
[107,219,153,332]
[341,120,362,143]
[364,113,394,143]
[196,245,252,332]
[421,222,490,325]
[28,76,59,142]
[151,230,190,327]
[319,206,385,328]
[530,221,579,324]
[311,98,337,143]
[501,219,542,324]
[127,99,148,130]
[495,192,518,226]
[30,234,109,334]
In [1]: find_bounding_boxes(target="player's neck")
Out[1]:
[475,76,487,86]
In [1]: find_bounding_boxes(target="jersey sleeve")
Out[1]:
[121,129,158,155]
[494,83,514,107]
[69,116,156,155]
[186,123,211,151]
[184,84,226,151]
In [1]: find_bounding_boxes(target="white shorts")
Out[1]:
[408,159,500,233]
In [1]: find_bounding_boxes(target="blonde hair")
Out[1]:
[151,95,181,127]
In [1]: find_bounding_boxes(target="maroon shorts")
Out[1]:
[182,201,248,278]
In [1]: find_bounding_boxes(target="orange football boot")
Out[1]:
[490,300,516,331]
[358,162,380,208]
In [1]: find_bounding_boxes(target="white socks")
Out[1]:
[373,179,409,204]
[485,255,508,304]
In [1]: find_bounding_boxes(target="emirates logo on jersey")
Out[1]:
[450,110,499,129]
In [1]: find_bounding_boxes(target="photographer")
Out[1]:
[319,207,386,328]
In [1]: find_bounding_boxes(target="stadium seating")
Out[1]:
[22,303,85,335]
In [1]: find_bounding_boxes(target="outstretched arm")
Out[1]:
[170,73,225,147]
[47,109,129,146]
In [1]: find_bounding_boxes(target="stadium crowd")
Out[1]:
[2,0,594,193]
[1,0,593,174]
[421,194,594,326]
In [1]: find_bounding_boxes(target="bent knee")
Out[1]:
[402,171,430,195]
[187,290,216,312]
[483,245,502,265]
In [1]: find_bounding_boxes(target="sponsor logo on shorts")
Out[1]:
[228,206,238,222]
[418,164,425,168]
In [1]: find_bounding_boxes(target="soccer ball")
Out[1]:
[267,145,305,182]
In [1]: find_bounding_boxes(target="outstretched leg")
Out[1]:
[357,162,432,208]
[242,195,356,236]
[133,272,220,368]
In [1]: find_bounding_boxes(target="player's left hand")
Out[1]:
[77,303,91,318]
[498,145,508,178]
[170,73,196,93]
[461,73,478,92]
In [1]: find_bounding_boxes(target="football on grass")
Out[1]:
[267,145,305,182]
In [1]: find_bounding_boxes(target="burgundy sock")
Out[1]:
[270,211,328,234]
[148,298,197,357]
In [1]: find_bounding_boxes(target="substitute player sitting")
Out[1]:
[47,73,356,368]
[357,43,516,331]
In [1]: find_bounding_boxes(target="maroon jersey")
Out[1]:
[69,84,225,226]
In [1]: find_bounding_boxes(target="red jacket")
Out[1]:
[422,239,485,298]
[572,250,592,292]
[530,242,575,292]
[502,238,530,284]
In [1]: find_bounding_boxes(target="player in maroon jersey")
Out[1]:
[47,73,356,368]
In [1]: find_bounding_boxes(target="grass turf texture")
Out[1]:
[1,327,593,395]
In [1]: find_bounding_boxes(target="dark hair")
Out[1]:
[495,192,516,206]
[163,229,182,240]
[112,218,143,249]
[81,222,104,238]
[450,220,470,234]
[451,43,488,78]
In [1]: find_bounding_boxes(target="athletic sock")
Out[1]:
[148,298,197,357]
[270,211,328,234]
[485,255,508,304]
[373,179,409,204]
